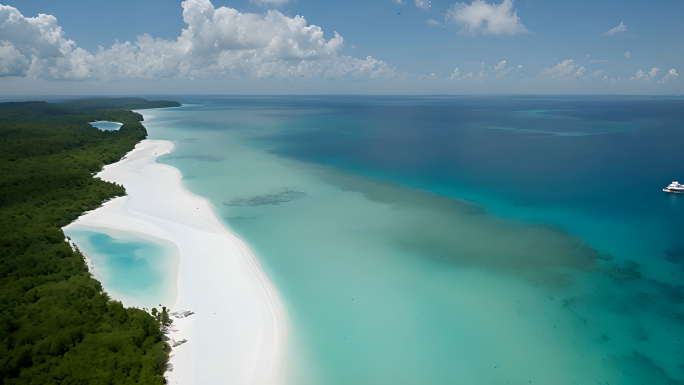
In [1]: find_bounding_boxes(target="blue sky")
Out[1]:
[0,0,682,94]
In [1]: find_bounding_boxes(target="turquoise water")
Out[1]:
[90,121,123,131]
[64,227,178,309]
[138,96,684,384]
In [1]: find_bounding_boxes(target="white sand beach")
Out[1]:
[64,140,288,385]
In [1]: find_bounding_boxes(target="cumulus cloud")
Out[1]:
[0,42,27,76]
[250,0,289,7]
[446,0,527,36]
[415,0,431,9]
[658,69,678,84]
[0,5,93,79]
[427,19,443,26]
[537,60,610,83]
[447,68,460,80]
[628,68,661,81]
[491,60,513,78]
[539,60,586,80]
[649,68,659,78]
[603,21,626,36]
[0,0,396,82]
[629,68,652,81]
[447,60,521,81]
[624,51,630,58]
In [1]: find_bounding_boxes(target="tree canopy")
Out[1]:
[0,99,178,384]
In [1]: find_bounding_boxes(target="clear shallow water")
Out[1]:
[64,227,178,309]
[137,96,684,384]
[90,121,123,131]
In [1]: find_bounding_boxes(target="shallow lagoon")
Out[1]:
[65,226,178,309]
[90,121,123,131]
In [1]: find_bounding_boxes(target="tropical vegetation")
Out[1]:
[0,98,179,384]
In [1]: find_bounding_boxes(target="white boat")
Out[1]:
[663,181,684,193]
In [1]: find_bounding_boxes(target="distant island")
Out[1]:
[0,98,178,384]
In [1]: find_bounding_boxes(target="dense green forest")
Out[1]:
[0,98,179,384]
[58,97,181,112]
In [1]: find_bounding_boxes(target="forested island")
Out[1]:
[0,98,180,384]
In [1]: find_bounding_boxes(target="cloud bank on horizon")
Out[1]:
[0,0,395,82]
[0,0,681,94]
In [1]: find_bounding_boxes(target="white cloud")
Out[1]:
[539,60,585,80]
[492,60,512,78]
[603,21,626,36]
[628,68,659,81]
[649,67,659,79]
[447,68,460,80]
[0,5,93,80]
[250,0,289,7]
[0,1,396,82]
[658,69,678,84]
[446,0,527,36]
[427,19,443,26]
[492,61,506,71]
[624,51,630,58]
[447,60,521,81]
[629,67,661,81]
[0,42,28,76]
[415,0,431,9]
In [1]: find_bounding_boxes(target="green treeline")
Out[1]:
[0,99,177,384]
[58,97,181,111]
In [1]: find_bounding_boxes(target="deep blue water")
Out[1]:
[235,96,684,272]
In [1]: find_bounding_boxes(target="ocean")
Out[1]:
[72,96,684,384]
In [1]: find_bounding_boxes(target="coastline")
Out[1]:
[63,139,288,385]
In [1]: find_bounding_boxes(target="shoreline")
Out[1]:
[63,139,288,385]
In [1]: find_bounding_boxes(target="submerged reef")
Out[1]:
[224,188,307,207]
[601,259,643,283]
[316,166,600,275]
[615,351,684,385]
[166,154,225,162]
[664,246,684,265]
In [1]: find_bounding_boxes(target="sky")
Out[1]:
[0,0,682,95]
